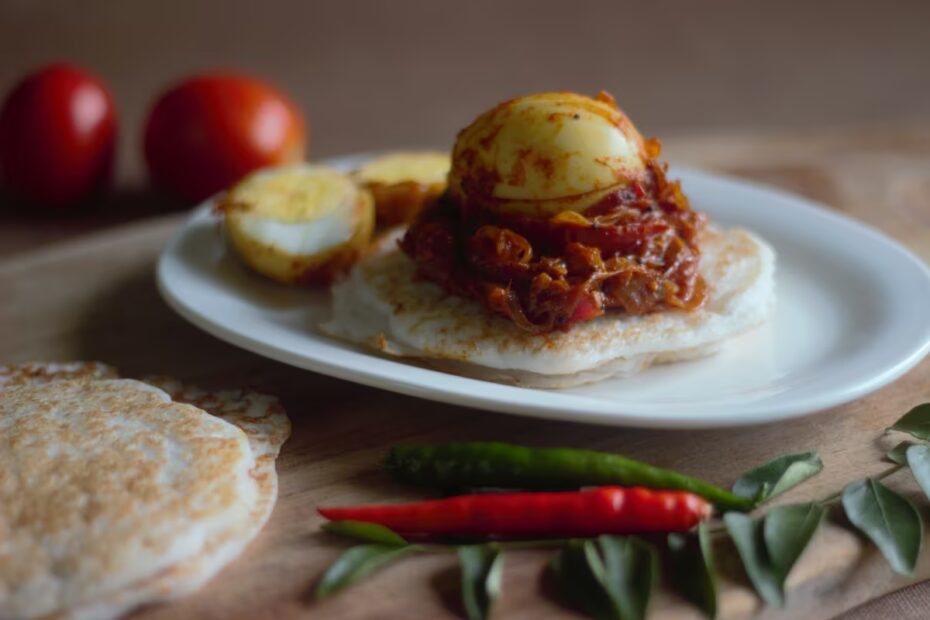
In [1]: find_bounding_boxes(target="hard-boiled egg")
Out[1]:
[219,165,374,285]
[354,151,450,227]
[449,91,649,215]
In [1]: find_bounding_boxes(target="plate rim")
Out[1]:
[156,157,930,429]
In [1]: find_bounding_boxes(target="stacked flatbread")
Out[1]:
[325,227,776,388]
[0,362,291,620]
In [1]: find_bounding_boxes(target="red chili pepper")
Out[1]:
[318,486,711,538]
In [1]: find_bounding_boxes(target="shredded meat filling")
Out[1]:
[400,159,707,334]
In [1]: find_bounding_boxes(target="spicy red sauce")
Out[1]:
[400,155,707,334]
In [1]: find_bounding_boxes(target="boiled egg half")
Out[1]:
[449,91,650,216]
[219,165,374,285]
[354,151,450,227]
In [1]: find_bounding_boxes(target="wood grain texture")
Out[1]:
[1,128,929,619]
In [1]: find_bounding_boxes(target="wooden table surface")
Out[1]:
[1,127,929,619]
[3,3,930,617]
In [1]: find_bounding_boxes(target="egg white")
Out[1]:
[231,209,355,257]
[450,92,649,214]
[222,164,374,284]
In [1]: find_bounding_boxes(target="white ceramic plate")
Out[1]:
[157,154,930,428]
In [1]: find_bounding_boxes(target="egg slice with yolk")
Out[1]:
[220,165,374,285]
[355,151,450,186]
[353,151,450,227]
[450,91,649,216]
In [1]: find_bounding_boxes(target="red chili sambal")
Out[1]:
[400,142,707,334]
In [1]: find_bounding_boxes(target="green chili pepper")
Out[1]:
[386,442,754,512]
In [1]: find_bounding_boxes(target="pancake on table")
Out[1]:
[0,360,118,386]
[324,91,776,388]
[0,362,290,620]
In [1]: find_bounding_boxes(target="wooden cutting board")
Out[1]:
[1,127,929,620]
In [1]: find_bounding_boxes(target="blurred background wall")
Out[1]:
[2,0,928,184]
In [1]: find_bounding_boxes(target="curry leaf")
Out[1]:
[315,544,420,599]
[668,523,718,618]
[459,544,503,620]
[906,444,930,502]
[596,536,659,620]
[889,403,930,440]
[842,479,922,575]
[551,540,617,619]
[887,441,917,465]
[550,537,657,620]
[322,520,408,546]
[724,513,784,606]
[726,503,824,607]
[732,452,823,504]
[763,503,825,578]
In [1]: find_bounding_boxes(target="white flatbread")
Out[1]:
[0,361,118,387]
[0,379,258,619]
[324,227,775,388]
[68,378,291,620]
[0,364,291,620]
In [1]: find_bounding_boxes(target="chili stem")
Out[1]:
[817,463,903,507]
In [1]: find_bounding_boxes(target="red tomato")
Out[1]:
[0,63,117,208]
[144,73,306,203]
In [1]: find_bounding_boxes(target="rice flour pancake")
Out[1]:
[0,379,258,619]
[69,377,291,620]
[0,361,117,387]
[0,363,292,619]
[325,227,776,388]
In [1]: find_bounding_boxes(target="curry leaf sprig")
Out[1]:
[313,403,930,620]
[551,536,658,620]
[724,503,825,606]
[730,451,823,504]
